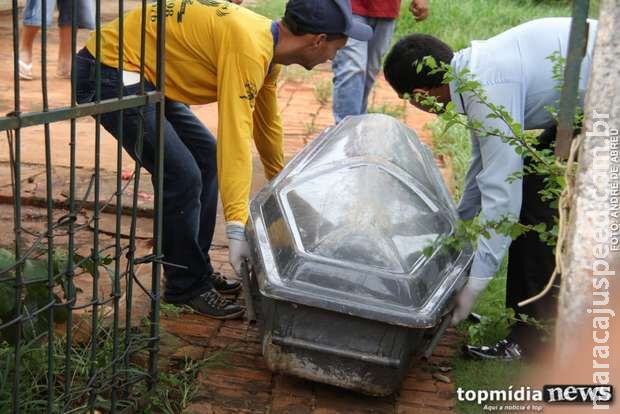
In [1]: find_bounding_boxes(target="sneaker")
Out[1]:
[185,289,244,320]
[463,339,523,361]
[211,271,242,294]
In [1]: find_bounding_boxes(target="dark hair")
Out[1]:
[281,12,346,41]
[383,34,454,97]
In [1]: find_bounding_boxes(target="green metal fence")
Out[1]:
[0,0,165,412]
[555,0,591,159]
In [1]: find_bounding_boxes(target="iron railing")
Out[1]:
[555,0,591,159]
[0,0,165,412]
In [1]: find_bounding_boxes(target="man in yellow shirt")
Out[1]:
[75,0,371,319]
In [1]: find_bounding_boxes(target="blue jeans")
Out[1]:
[75,49,216,303]
[23,0,95,28]
[332,15,396,123]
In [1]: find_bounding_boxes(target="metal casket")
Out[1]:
[246,114,473,396]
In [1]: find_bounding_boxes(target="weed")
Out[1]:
[313,79,332,106]
[141,350,230,414]
[160,302,194,319]
[303,122,318,137]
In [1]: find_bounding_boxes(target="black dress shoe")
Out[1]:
[211,271,242,294]
[464,339,523,361]
[185,289,245,320]
[468,312,483,323]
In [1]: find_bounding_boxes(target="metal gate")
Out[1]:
[0,0,166,412]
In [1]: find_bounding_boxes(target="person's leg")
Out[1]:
[77,65,212,303]
[20,0,55,79]
[164,102,242,293]
[19,25,39,66]
[76,50,243,316]
[506,126,558,352]
[361,18,396,112]
[56,25,71,77]
[57,0,95,77]
[331,15,370,123]
[163,102,218,272]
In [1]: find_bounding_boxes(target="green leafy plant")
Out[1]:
[466,308,548,346]
[0,248,116,344]
[0,249,70,344]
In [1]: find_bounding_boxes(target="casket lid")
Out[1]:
[248,115,472,328]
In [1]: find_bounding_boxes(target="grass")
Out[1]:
[246,0,286,19]
[395,0,598,50]
[248,1,599,51]
[0,310,224,414]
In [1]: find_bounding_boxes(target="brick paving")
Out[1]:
[0,2,459,412]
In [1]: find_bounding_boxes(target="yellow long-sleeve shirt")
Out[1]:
[86,0,284,224]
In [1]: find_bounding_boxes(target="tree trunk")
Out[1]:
[555,0,620,361]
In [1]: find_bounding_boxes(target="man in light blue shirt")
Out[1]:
[383,17,598,360]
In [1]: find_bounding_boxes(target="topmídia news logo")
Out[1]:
[543,384,613,404]
[457,384,614,410]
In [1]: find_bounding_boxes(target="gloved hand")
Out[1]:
[227,222,251,276]
[450,276,491,326]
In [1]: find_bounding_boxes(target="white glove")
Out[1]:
[227,223,251,276]
[450,276,491,326]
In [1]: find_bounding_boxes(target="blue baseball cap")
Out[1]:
[284,0,373,41]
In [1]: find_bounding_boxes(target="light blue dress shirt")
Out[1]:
[449,17,598,279]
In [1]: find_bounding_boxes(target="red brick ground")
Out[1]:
[160,250,460,414]
[0,2,459,412]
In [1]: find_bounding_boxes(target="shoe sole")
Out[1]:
[164,307,246,320]
[161,299,245,320]
[464,348,522,361]
[215,285,242,295]
[205,308,245,320]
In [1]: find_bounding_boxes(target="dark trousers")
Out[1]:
[75,49,216,302]
[506,126,558,350]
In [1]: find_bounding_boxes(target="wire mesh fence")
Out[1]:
[0,1,165,412]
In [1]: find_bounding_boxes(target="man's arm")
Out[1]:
[465,82,525,279]
[253,65,284,180]
[457,135,482,221]
[451,82,525,325]
[216,52,266,226]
